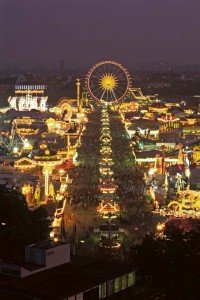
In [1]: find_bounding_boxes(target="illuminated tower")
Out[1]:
[154,154,163,174]
[184,153,190,189]
[34,146,62,201]
[178,143,184,165]
[76,79,81,107]
[161,145,166,174]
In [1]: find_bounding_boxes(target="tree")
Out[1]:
[130,226,200,298]
[0,187,50,263]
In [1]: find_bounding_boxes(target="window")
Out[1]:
[99,285,102,299]
[128,272,136,287]
[99,282,106,299]
[114,277,121,293]
[107,280,114,296]
[121,275,128,290]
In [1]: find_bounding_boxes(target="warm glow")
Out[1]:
[101,75,116,90]
[13,146,19,154]
[156,223,165,231]
[148,168,157,176]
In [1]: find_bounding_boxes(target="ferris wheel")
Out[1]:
[86,60,131,103]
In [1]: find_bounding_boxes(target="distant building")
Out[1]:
[16,74,27,85]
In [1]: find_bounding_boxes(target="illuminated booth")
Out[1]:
[8,85,47,112]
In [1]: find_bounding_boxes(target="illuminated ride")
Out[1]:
[168,193,200,212]
[86,60,131,103]
[57,98,73,120]
[34,146,62,201]
[9,119,33,155]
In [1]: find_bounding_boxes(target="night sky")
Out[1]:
[0,0,200,68]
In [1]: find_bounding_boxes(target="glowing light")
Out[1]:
[59,169,65,175]
[156,223,165,231]
[13,146,19,154]
[185,168,190,178]
[23,139,32,150]
[45,149,50,155]
[148,168,157,176]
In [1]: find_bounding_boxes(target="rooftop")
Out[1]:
[29,240,66,251]
[128,119,159,130]
[0,256,134,299]
[135,149,178,159]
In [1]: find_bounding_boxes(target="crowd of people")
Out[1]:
[68,109,101,207]
[109,109,146,218]
[65,106,152,253]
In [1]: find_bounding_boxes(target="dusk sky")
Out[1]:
[0,0,200,68]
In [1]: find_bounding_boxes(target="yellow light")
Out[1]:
[185,168,190,178]
[45,149,50,155]
[148,168,157,176]
[23,139,32,150]
[156,223,165,231]
[13,146,19,154]
[101,75,116,90]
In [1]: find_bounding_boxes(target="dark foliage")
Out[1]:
[131,226,200,299]
[0,187,50,263]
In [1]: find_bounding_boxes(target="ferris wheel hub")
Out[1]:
[101,75,116,90]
